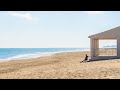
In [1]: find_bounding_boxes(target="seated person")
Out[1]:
[85,54,88,61]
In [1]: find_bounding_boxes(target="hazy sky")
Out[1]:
[0,11,119,48]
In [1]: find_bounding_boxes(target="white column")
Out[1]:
[90,38,95,58]
[117,38,120,57]
[90,38,99,59]
[95,39,99,56]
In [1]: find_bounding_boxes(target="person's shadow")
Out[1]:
[80,59,90,63]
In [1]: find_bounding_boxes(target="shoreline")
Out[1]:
[0,51,91,79]
[1,50,120,79]
[0,49,90,62]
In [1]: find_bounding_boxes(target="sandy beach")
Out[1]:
[0,51,120,79]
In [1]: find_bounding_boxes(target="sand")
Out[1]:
[0,51,120,79]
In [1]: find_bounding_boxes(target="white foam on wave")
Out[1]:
[0,52,53,61]
[0,48,90,61]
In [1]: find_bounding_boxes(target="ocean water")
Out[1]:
[0,48,90,61]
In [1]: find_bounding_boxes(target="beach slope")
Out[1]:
[0,51,120,79]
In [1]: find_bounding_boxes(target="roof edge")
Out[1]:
[88,26,120,38]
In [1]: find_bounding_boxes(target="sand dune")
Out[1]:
[0,51,120,79]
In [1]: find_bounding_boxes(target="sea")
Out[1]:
[0,48,90,61]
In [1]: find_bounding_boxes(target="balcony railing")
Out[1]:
[96,48,117,56]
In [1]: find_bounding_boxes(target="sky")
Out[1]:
[0,11,120,48]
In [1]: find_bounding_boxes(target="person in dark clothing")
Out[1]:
[85,54,88,61]
[80,54,89,63]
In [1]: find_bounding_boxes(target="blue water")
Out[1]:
[0,48,90,60]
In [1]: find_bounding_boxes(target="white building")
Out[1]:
[89,26,120,60]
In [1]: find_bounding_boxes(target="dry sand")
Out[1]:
[0,51,120,79]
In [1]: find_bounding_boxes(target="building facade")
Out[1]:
[89,26,120,60]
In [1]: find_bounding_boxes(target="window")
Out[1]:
[98,39,117,56]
